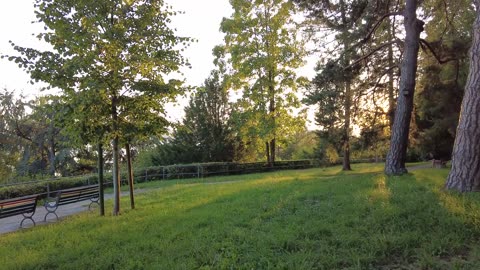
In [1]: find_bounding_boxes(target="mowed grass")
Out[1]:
[2,163,480,269]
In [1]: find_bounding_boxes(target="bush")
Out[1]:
[0,160,319,200]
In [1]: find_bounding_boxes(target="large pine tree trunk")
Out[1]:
[385,0,424,175]
[445,2,480,191]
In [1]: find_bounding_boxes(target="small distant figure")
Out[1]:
[432,159,446,168]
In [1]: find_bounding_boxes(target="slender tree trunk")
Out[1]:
[266,141,271,165]
[112,96,120,215]
[126,143,135,209]
[98,143,105,216]
[48,116,56,176]
[340,0,351,171]
[270,138,275,166]
[445,2,480,191]
[343,80,352,171]
[48,142,55,176]
[385,0,424,175]
[268,71,276,165]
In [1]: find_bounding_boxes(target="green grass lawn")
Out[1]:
[2,163,480,269]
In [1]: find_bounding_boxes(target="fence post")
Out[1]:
[162,167,165,180]
[145,169,148,182]
[197,165,200,178]
[46,183,50,198]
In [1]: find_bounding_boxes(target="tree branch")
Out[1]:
[362,11,404,44]
[419,39,458,64]
[344,39,402,70]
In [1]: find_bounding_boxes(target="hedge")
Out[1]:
[0,160,319,200]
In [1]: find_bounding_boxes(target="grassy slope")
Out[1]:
[2,164,480,269]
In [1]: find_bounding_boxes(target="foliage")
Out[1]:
[0,160,317,199]
[4,165,480,268]
[413,0,474,160]
[219,0,308,164]
[0,90,78,178]
[278,130,317,160]
[5,0,192,214]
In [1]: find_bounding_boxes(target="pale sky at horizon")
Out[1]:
[0,0,317,127]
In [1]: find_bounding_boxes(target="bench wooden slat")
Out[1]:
[0,205,36,218]
[44,185,99,221]
[0,195,39,228]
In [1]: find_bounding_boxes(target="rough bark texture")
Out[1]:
[388,18,396,130]
[97,143,105,216]
[343,80,352,171]
[112,96,120,216]
[446,2,480,191]
[126,143,135,209]
[385,0,424,175]
[265,141,271,165]
[340,0,351,171]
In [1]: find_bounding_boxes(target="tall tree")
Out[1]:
[295,0,370,170]
[219,0,307,165]
[149,70,239,165]
[7,0,190,215]
[414,0,473,160]
[384,0,425,175]
[445,0,480,191]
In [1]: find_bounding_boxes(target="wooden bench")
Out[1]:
[0,195,39,228]
[44,185,99,221]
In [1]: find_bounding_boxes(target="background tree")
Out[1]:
[141,71,239,165]
[296,0,381,170]
[413,0,473,160]
[219,0,307,165]
[7,0,191,215]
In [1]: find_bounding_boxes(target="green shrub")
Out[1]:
[0,160,319,200]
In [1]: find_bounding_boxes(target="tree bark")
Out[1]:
[270,138,276,166]
[343,80,352,171]
[388,17,396,130]
[112,96,120,216]
[385,0,424,175]
[98,143,105,216]
[126,143,135,209]
[445,1,480,191]
[266,141,271,165]
[268,71,276,166]
[340,0,351,171]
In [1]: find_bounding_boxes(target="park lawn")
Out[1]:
[2,164,480,269]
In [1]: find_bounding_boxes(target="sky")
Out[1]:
[0,0,316,126]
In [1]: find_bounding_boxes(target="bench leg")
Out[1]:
[88,199,100,210]
[44,211,59,222]
[20,215,36,228]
